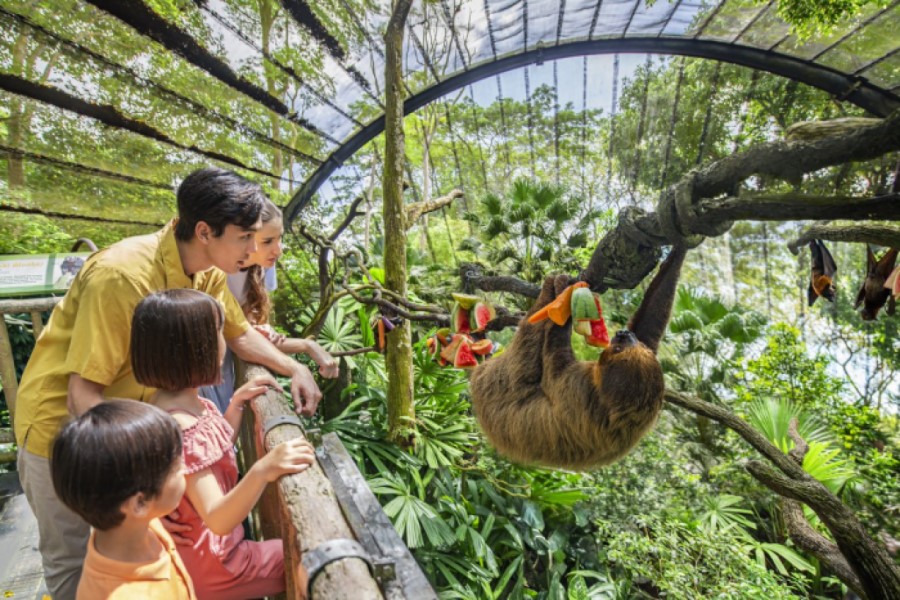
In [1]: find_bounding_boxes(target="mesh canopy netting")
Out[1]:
[0,0,898,232]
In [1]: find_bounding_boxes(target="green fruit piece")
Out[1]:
[470,301,496,331]
[453,340,479,368]
[571,287,600,321]
[451,293,481,309]
[435,327,453,345]
[573,320,592,337]
[452,304,472,333]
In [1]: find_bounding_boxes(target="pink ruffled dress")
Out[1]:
[167,397,285,600]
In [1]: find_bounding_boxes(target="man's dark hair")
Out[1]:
[131,289,224,391]
[51,400,183,531]
[174,167,265,241]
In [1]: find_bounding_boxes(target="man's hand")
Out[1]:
[161,510,193,546]
[291,364,322,417]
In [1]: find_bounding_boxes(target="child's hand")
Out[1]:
[305,341,339,379]
[255,324,286,346]
[256,438,316,482]
[232,374,280,408]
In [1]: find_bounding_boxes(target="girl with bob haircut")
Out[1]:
[200,199,338,412]
[131,289,316,600]
[51,400,196,599]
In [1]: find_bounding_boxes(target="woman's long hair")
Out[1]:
[242,199,281,325]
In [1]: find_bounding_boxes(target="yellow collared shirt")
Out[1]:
[15,221,250,458]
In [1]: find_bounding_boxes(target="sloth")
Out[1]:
[469,245,687,470]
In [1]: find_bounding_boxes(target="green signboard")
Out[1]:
[0,253,91,298]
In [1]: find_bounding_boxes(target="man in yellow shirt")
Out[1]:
[15,167,322,600]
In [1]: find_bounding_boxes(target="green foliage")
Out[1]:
[764,0,892,38]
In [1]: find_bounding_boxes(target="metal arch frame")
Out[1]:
[284,37,900,225]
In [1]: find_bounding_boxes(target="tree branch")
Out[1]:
[666,391,900,599]
[405,188,463,227]
[788,223,900,254]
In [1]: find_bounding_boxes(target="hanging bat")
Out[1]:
[808,239,837,306]
[855,245,898,320]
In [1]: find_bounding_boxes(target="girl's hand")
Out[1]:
[256,438,316,482]
[255,324,286,346]
[306,341,339,379]
[232,374,280,408]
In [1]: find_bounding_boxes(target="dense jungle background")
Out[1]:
[2,0,899,597]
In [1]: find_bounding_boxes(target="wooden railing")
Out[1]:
[0,297,436,598]
[0,296,62,463]
[235,361,437,600]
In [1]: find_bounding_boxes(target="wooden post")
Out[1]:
[238,362,383,600]
[0,316,18,424]
[0,297,60,425]
[29,312,43,341]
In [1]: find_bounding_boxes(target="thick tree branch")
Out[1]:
[781,498,864,597]
[698,193,900,223]
[788,223,900,254]
[405,188,463,227]
[580,111,900,291]
[666,391,900,599]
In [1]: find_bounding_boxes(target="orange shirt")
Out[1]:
[76,518,197,600]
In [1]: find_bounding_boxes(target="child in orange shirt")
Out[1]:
[51,400,195,600]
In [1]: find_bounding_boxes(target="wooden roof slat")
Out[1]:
[83,0,335,143]
[0,73,297,185]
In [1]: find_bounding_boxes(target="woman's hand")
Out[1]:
[255,438,316,482]
[231,374,280,408]
[305,340,339,379]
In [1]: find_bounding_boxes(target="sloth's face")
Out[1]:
[597,330,655,369]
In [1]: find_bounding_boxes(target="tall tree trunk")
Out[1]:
[383,0,414,444]
[259,0,283,178]
[7,32,31,189]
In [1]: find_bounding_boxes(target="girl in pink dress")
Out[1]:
[131,289,316,600]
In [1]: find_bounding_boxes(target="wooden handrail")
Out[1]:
[0,296,62,433]
[236,361,384,599]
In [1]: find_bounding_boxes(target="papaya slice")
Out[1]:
[528,282,588,325]
[440,334,465,364]
[470,338,494,356]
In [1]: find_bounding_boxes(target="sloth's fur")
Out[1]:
[469,247,687,470]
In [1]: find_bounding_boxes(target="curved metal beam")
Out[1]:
[285,37,900,225]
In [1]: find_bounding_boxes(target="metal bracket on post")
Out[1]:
[302,538,386,597]
[261,414,304,437]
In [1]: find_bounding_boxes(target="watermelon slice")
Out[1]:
[571,287,600,321]
[470,301,496,331]
[452,304,472,334]
[453,340,479,368]
[587,319,610,348]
